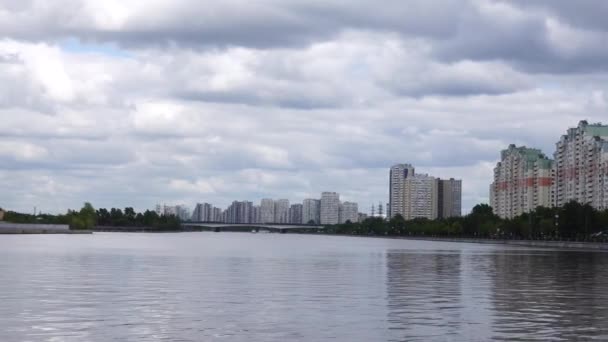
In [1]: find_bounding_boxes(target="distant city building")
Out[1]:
[490,145,554,219]
[252,205,261,224]
[302,199,321,224]
[438,178,462,218]
[389,164,415,218]
[339,202,358,223]
[156,204,190,220]
[274,199,290,223]
[260,199,275,223]
[554,121,608,210]
[192,203,213,221]
[320,192,340,225]
[289,204,303,224]
[403,174,438,220]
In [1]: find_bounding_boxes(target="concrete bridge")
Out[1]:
[182,222,325,233]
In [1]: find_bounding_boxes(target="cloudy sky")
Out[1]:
[1,0,608,215]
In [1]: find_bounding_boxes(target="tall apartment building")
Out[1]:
[225,201,253,223]
[403,174,438,220]
[252,205,261,224]
[320,192,340,225]
[302,199,321,224]
[274,199,290,223]
[554,121,608,210]
[289,204,303,224]
[339,201,359,223]
[437,179,462,218]
[389,164,415,218]
[192,203,213,221]
[260,199,275,223]
[490,145,553,219]
[212,207,222,222]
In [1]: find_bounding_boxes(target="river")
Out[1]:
[0,232,607,341]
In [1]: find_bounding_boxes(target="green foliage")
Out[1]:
[95,207,181,230]
[320,202,608,240]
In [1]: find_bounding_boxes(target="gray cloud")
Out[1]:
[1,0,608,215]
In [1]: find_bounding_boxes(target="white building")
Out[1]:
[320,192,340,225]
[260,199,275,223]
[339,201,358,223]
[490,145,553,219]
[274,199,290,224]
[554,121,608,210]
[389,164,415,218]
[403,175,438,220]
[302,199,320,224]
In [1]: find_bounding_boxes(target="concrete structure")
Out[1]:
[260,199,275,223]
[389,164,415,218]
[252,205,261,224]
[274,199,290,224]
[302,199,320,224]
[289,204,303,224]
[554,121,608,210]
[320,192,340,225]
[490,145,554,219]
[403,174,438,220]
[192,203,213,221]
[0,222,72,234]
[438,178,462,218]
[339,201,358,223]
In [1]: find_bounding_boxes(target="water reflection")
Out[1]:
[1,234,608,341]
[385,249,608,341]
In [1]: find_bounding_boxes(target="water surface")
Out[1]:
[0,233,607,341]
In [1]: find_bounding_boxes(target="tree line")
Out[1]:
[321,201,608,241]
[2,203,181,230]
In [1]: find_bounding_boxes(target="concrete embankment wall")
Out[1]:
[401,236,608,251]
[0,222,88,234]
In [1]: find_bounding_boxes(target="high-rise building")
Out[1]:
[260,199,275,223]
[302,199,321,224]
[320,192,340,224]
[252,205,261,224]
[403,174,438,220]
[490,145,554,219]
[437,179,462,218]
[192,203,213,221]
[339,201,358,223]
[274,199,290,223]
[554,121,608,210]
[212,207,222,222]
[389,164,415,218]
[289,204,303,224]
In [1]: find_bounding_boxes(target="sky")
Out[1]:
[1,0,608,215]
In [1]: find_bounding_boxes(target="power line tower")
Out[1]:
[371,204,375,217]
[378,202,383,218]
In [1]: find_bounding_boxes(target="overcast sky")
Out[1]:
[1,0,608,215]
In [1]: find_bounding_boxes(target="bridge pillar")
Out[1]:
[214,227,221,232]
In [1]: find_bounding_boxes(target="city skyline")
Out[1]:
[2,2,608,215]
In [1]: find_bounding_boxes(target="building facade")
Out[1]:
[490,144,554,219]
[302,199,321,224]
[289,204,303,224]
[320,192,340,225]
[437,178,462,218]
[260,199,275,223]
[274,199,290,224]
[339,201,359,223]
[403,174,438,220]
[389,164,415,218]
[554,121,608,210]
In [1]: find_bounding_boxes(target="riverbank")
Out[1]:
[319,234,608,251]
[0,222,91,234]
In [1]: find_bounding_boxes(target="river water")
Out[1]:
[0,233,607,341]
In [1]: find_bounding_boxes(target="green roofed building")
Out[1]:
[490,144,554,219]
[554,120,608,210]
